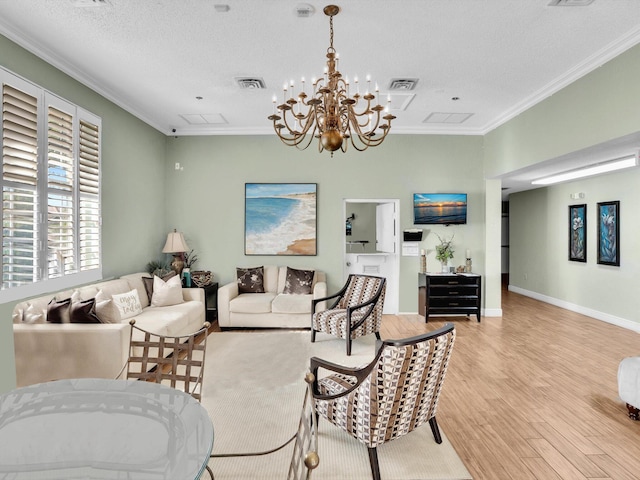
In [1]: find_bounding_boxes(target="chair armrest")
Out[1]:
[217,281,239,327]
[312,280,328,312]
[312,291,341,313]
[309,356,372,399]
[182,287,205,303]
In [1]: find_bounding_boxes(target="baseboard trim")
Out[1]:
[508,285,640,333]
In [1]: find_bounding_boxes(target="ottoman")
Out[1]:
[618,356,640,420]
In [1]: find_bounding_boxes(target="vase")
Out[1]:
[441,261,448,273]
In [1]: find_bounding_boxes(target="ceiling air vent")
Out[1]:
[388,78,419,91]
[423,112,473,124]
[71,0,110,7]
[295,3,315,17]
[548,0,594,6]
[235,77,266,90]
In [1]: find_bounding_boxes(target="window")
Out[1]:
[1,68,101,302]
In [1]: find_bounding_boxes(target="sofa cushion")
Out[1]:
[23,303,46,324]
[237,266,265,293]
[230,293,276,314]
[272,293,313,314]
[140,272,177,305]
[151,275,184,307]
[95,299,119,324]
[47,298,71,324]
[283,267,315,294]
[70,298,101,324]
[121,272,153,309]
[112,289,143,320]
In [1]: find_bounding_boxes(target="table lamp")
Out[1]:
[162,229,189,276]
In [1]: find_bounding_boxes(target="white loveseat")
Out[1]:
[12,272,205,387]
[217,266,327,329]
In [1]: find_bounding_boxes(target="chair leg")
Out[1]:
[367,447,381,480]
[206,465,214,479]
[311,329,316,343]
[429,417,443,444]
[347,337,352,356]
[375,332,381,340]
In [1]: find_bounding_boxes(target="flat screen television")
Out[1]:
[413,193,467,225]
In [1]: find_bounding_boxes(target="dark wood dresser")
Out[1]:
[418,273,481,322]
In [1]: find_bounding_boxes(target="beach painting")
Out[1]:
[245,183,317,256]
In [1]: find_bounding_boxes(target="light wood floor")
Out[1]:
[213,286,640,479]
[381,287,640,480]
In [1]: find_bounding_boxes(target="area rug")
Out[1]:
[202,331,472,480]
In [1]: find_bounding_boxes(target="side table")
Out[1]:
[201,282,218,322]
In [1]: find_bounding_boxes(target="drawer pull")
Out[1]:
[449,291,459,295]
[450,302,459,306]
[447,281,459,285]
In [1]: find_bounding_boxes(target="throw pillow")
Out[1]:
[46,297,72,324]
[23,304,46,324]
[237,266,265,294]
[112,289,143,320]
[95,299,119,324]
[70,298,101,324]
[142,271,177,304]
[283,267,315,295]
[151,274,184,307]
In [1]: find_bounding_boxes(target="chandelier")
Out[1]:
[268,5,395,155]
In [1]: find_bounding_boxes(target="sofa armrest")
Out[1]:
[313,280,328,312]
[182,287,205,304]
[13,323,131,388]
[217,281,239,327]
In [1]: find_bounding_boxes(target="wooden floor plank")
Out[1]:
[212,283,640,479]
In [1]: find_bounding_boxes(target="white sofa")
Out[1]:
[12,272,205,387]
[218,266,327,329]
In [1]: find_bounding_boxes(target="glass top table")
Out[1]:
[0,378,214,479]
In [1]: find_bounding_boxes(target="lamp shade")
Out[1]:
[162,230,189,254]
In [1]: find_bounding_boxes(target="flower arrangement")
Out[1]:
[184,250,198,270]
[435,234,455,263]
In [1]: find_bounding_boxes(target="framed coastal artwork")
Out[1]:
[597,200,619,266]
[568,204,586,262]
[244,183,317,256]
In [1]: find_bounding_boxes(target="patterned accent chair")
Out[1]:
[311,274,386,355]
[309,323,456,480]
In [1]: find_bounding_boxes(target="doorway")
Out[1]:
[343,199,400,314]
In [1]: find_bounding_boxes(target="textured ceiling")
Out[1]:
[1,0,640,194]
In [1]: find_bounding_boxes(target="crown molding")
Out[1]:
[0,19,166,134]
[481,24,640,135]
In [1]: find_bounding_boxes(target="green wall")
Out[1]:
[484,43,640,177]
[164,134,486,313]
[0,35,168,392]
[509,167,640,328]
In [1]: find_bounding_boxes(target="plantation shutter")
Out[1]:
[78,118,100,271]
[47,104,75,277]
[2,83,39,288]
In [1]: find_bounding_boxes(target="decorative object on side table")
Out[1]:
[162,229,190,276]
[192,271,213,288]
[435,233,455,273]
[465,248,472,273]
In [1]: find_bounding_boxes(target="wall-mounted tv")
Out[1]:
[413,193,467,225]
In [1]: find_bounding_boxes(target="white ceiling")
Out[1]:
[1,0,640,195]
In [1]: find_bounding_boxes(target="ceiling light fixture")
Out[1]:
[531,154,638,185]
[268,5,395,155]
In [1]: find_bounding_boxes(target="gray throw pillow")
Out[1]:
[46,297,72,324]
[70,298,101,324]
[237,266,265,293]
[283,267,314,295]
